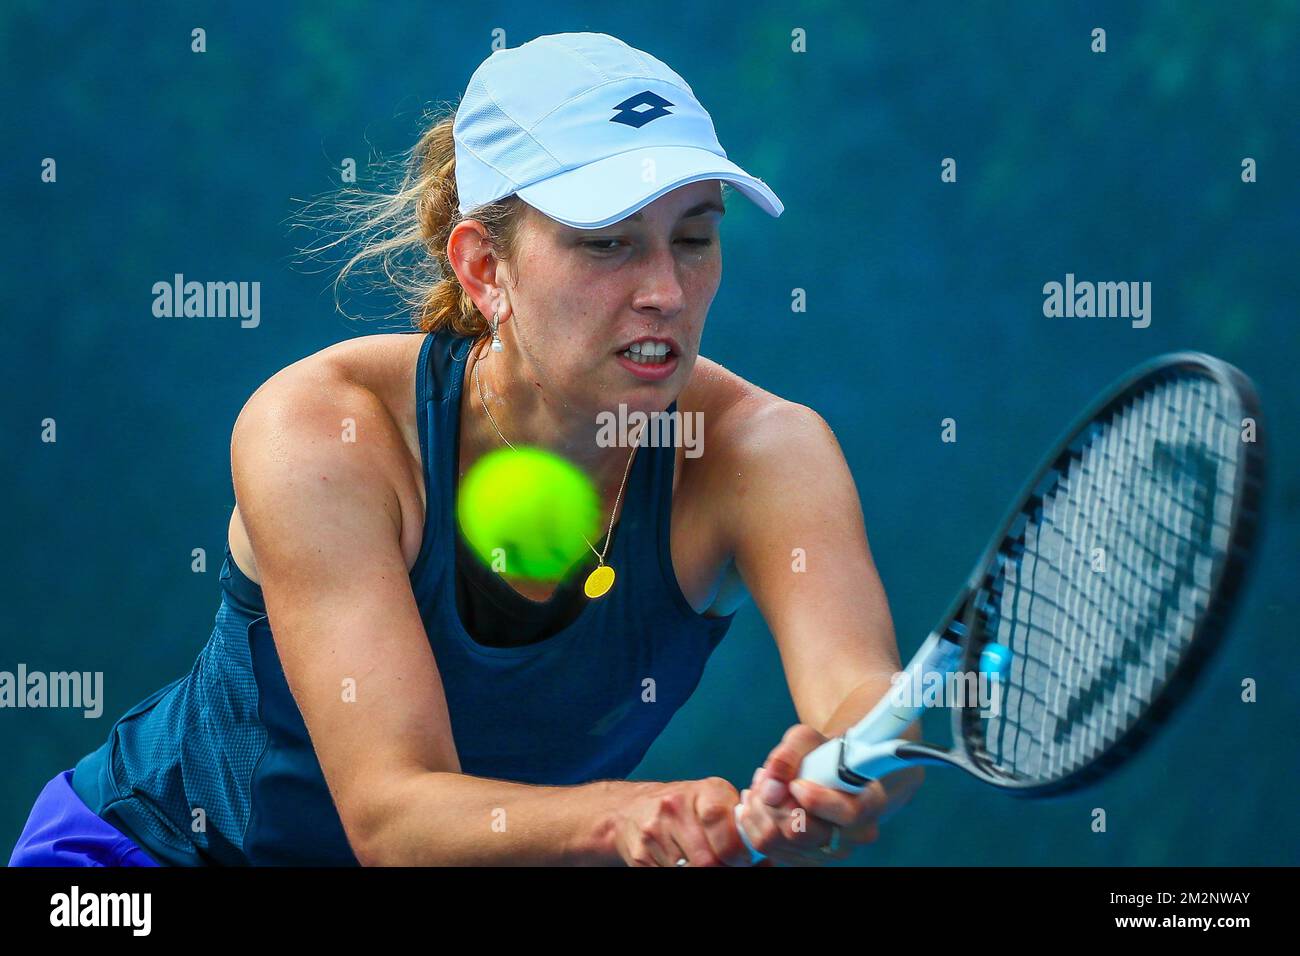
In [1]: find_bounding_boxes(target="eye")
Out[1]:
[580,237,714,253]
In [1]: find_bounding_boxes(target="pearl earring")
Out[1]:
[490,310,504,352]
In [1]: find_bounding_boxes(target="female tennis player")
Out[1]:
[10,32,920,867]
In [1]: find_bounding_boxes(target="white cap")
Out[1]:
[453,32,784,228]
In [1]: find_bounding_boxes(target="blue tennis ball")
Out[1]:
[456,447,600,581]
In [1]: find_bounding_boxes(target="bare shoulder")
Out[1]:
[236,333,422,423]
[681,355,835,471]
[231,334,421,465]
[678,355,841,558]
[228,334,428,579]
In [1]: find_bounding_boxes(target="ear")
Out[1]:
[447,220,510,324]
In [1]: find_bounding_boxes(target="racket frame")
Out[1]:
[949,351,1265,795]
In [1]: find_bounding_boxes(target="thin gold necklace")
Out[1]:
[472,345,643,599]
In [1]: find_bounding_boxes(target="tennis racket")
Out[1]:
[736,352,1265,862]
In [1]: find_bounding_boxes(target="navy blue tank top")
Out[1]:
[71,329,736,865]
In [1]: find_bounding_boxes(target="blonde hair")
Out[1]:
[295,100,528,336]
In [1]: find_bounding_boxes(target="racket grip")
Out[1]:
[735,804,762,863]
[733,736,865,864]
[731,634,959,863]
[734,739,910,864]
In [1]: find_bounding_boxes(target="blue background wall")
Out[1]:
[4,1,1296,864]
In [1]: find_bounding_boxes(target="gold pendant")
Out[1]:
[584,564,615,599]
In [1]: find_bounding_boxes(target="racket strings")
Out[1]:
[1051,384,1229,767]
[1030,383,1230,772]
[1040,393,1216,763]
[971,373,1241,784]
[1046,394,1221,757]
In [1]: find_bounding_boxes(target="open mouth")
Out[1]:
[618,341,674,365]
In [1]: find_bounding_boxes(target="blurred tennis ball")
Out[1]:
[456,447,601,581]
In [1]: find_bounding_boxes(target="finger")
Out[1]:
[671,813,726,868]
[761,725,827,787]
[667,836,696,867]
[789,777,887,828]
[741,787,838,861]
[755,766,789,807]
[759,813,843,867]
[749,766,787,809]
[783,800,843,858]
[641,832,679,868]
[694,788,751,867]
[736,788,781,858]
[774,811,855,867]
[840,820,880,847]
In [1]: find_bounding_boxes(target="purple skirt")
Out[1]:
[8,770,160,867]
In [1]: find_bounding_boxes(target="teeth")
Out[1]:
[621,341,672,364]
[621,346,671,364]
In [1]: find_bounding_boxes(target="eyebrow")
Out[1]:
[621,199,726,223]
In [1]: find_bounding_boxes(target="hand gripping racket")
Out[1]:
[736,352,1265,862]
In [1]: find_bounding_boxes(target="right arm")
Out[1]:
[231,365,747,866]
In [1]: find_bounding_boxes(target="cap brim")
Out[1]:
[514,145,783,228]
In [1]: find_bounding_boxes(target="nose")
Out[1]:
[630,242,687,316]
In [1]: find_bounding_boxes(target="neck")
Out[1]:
[462,341,640,490]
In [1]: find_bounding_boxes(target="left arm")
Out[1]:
[713,398,922,862]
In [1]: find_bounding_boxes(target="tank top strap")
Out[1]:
[644,403,737,622]
[408,331,468,590]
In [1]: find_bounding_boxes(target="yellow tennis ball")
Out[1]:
[456,447,601,581]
